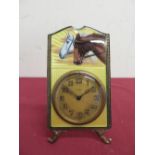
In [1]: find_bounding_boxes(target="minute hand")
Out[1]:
[79,86,94,98]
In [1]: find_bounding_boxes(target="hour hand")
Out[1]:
[62,85,77,98]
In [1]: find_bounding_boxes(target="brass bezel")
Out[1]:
[52,70,106,125]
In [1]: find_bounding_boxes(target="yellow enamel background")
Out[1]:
[49,26,108,127]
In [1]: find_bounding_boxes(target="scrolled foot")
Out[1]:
[48,130,62,143]
[94,129,112,144]
[99,135,112,144]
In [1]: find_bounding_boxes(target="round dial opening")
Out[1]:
[52,71,106,125]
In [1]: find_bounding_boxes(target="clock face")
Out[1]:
[52,71,106,125]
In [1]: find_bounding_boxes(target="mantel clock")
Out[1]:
[47,26,112,143]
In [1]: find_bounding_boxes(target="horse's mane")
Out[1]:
[75,33,105,44]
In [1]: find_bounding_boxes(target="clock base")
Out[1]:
[48,129,112,144]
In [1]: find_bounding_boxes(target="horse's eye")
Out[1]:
[66,41,69,44]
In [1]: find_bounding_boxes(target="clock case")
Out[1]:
[47,26,112,143]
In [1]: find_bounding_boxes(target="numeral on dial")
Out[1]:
[94,95,100,101]
[91,105,97,109]
[76,78,82,84]
[84,109,90,115]
[68,109,74,116]
[77,112,83,119]
[63,103,68,109]
[68,80,73,86]
[86,79,89,86]
[62,86,68,93]
[59,95,64,101]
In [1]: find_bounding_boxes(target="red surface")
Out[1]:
[19,78,135,155]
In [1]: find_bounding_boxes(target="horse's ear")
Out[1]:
[75,33,80,40]
[77,33,80,37]
[66,33,69,38]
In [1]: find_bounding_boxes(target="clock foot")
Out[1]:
[48,130,63,143]
[94,129,112,144]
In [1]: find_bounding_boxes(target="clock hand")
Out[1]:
[62,85,77,98]
[77,86,94,100]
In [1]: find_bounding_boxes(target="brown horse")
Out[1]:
[73,33,106,65]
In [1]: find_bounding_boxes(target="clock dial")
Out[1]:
[52,71,106,125]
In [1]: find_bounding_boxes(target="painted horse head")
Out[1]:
[59,33,74,59]
[73,33,106,65]
[59,33,106,65]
